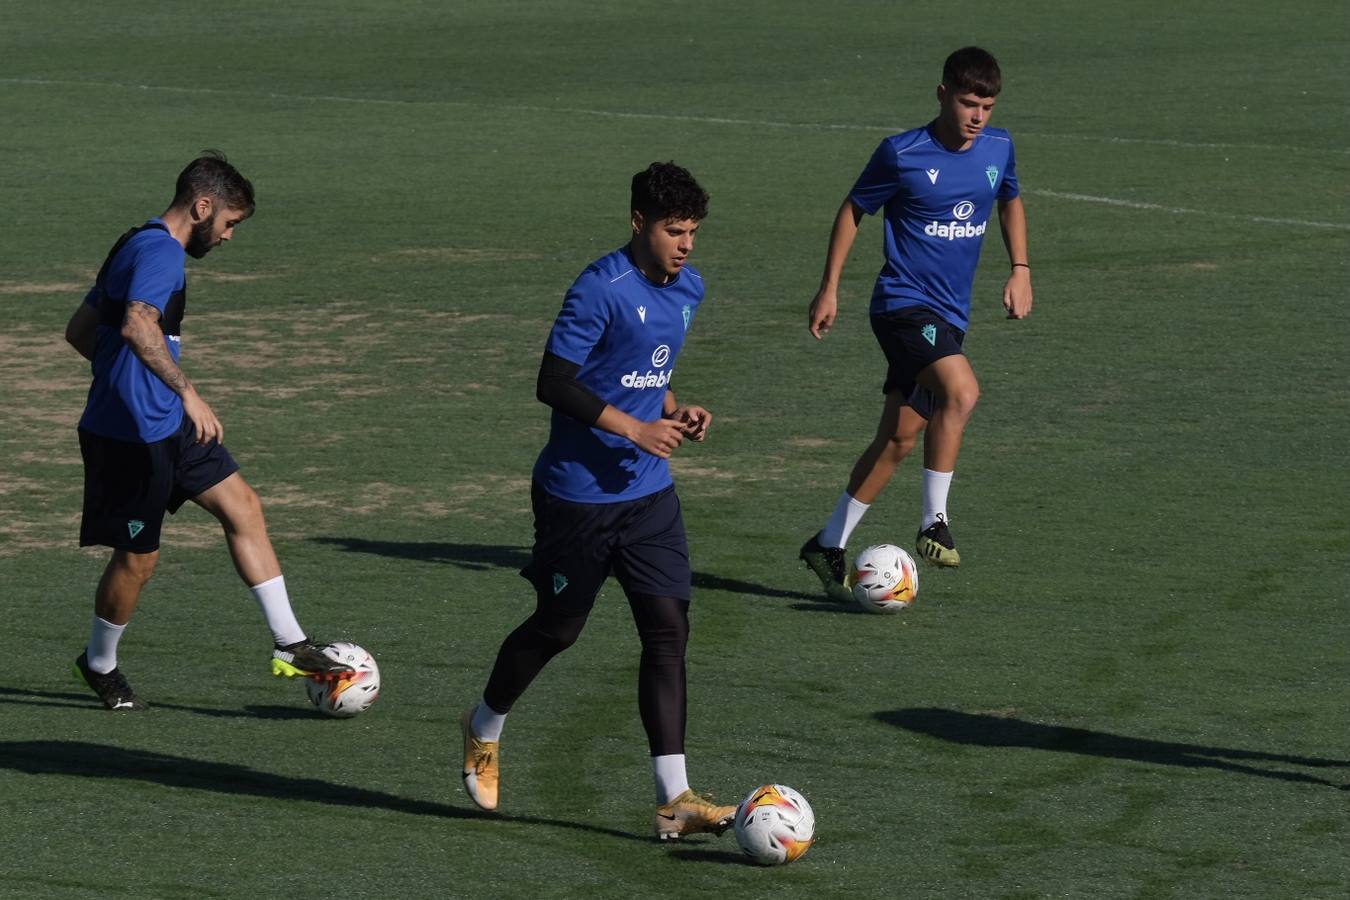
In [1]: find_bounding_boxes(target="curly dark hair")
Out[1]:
[942,46,1002,97]
[631,161,708,222]
[172,150,255,216]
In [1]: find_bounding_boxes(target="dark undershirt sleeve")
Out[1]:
[536,351,607,426]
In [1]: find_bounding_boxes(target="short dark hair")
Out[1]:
[172,150,255,216]
[942,46,1002,97]
[631,161,708,223]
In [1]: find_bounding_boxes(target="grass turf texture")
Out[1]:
[2,1,1348,897]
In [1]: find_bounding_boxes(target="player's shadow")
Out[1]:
[789,599,869,614]
[311,537,819,602]
[310,537,531,571]
[691,572,817,602]
[0,740,651,842]
[0,685,325,720]
[878,708,1349,789]
[666,848,756,865]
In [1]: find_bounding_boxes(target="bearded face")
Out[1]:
[185,212,218,259]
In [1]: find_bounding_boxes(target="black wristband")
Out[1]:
[1011,262,1030,270]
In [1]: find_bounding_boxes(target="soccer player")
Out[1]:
[799,47,1034,601]
[459,162,735,840]
[64,151,351,711]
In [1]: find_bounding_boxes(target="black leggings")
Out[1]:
[482,590,689,756]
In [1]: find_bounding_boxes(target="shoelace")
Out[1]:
[471,745,495,774]
[472,744,499,777]
[687,792,728,814]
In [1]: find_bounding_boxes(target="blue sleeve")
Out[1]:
[124,238,183,314]
[544,273,610,366]
[998,140,1020,201]
[848,139,901,215]
[83,286,98,308]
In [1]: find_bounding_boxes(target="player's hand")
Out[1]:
[671,405,712,442]
[631,418,687,458]
[182,390,223,445]
[808,288,839,340]
[1003,269,1033,319]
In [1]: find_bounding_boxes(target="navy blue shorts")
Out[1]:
[78,415,239,552]
[520,482,691,612]
[870,307,967,419]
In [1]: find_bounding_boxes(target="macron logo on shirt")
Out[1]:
[637,306,647,323]
[926,168,940,184]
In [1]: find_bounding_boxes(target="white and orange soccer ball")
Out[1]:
[733,784,816,866]
[305,642,380,718]
[851,544,919,613]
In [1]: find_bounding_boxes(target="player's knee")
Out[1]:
[633,596,689,659]
[944,383,980,419]
[222,480,266,531]
[115,549,159,582]
[538,629,580,656]
[240,482,265,520]
[884,430,918,461]
[640,621,689,661]
[528,614,587,656]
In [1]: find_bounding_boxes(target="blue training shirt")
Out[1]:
[534,245,704,504]
[850,121,1019,330]
[79,219,187,443]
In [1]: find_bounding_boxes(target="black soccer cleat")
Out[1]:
[73,651,148,711]
[798,533,854,603]
[915,513,960,567]
[270,639,355,680]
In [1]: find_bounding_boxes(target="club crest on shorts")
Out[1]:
[552,572,569,595]
[985,165,999,189]
[127,519,145,539]
[921,324,937,346]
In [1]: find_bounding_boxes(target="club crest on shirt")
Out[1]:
[985,165,999,189]
[682,305,691,331]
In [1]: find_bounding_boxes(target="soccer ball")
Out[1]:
[305,642,380,718]
[733,784,816,866]
[851,544,919,613]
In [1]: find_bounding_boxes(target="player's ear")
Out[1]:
[936,83,947,105]
[191,196,214,223]
[631,210,644,235]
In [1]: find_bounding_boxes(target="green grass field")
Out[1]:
[2,2,1347,897]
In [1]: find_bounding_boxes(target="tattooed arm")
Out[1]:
[122,300,223,445]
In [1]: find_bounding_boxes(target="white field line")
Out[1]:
[5,76,1349,231]
[6,75,1348,156]
[1027,189,1350,231]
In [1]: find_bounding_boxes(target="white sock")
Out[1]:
[921,469,954,530]
[471,698,507,742]
[249,575,306,647]
[819,492,871,549]
[652,754,690,805]
[86,616,126,674]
